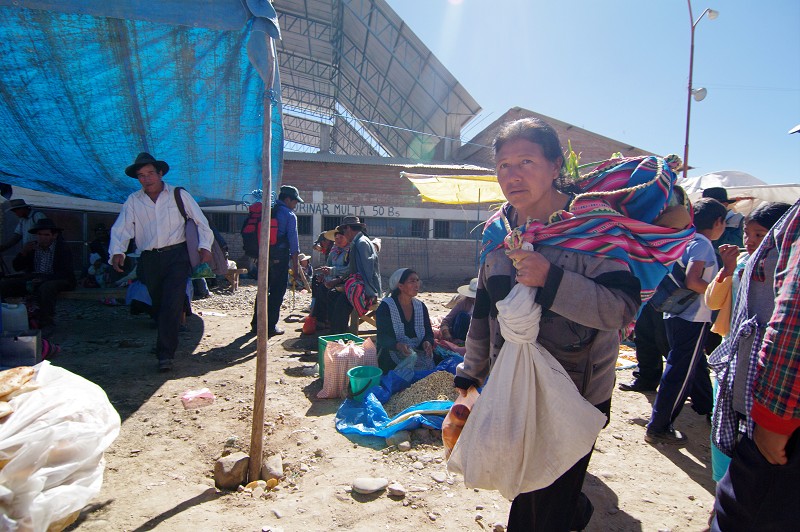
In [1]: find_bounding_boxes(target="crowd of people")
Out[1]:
[1,119,797,530]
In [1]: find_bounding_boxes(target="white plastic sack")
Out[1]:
[448,284,607,500]
[0,362,121,531]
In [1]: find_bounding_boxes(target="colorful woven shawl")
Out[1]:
[344,273,375,316]
[480,155,695,303]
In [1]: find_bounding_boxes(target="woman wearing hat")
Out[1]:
[375,268,437,373]
[312,229,335,258]
[440,278,477,342]
[311,229,350,329]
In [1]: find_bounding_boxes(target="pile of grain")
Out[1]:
[383,371,458,417]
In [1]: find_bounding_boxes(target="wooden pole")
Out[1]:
[248,36,276,483]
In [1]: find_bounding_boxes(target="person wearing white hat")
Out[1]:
[440,278,477,342]
[293,253,313,291]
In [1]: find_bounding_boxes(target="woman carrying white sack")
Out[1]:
[452,117,693,531]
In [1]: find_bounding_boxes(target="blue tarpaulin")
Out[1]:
[335,354,463,441]
[0,1,283,204]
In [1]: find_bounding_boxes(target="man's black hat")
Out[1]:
[28,218,62,234]
[125,152,170,178]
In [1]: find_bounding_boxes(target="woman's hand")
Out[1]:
[421,341,433,357]
[506,248,551,287]
[440,325,452,340]
[395,342,412,356]
[318,266,332,275]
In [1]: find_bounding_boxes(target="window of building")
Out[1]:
[367,218,428,238]
[206,212,238,233]
[297,215,312,235]
[434,220,479,240]
[323,216,342,232]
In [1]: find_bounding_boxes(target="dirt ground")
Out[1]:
[41,280,718,532]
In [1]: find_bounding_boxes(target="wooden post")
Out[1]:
[248,36,276,484]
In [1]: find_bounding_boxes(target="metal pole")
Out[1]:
[249,37,276,484]
[474,188,481,267]
[683,0,696,180]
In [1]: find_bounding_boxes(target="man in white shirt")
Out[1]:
[109,152,213,372]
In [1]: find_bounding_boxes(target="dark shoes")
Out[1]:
[645,426,687,445]
[267,328,285,338]
[158,359,174,372]
[618,380,658,392]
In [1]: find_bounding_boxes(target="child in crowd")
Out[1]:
[290,253,313,291]
[645,198,727,444]
[706,202,792,338]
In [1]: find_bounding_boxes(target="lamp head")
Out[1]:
[692,88,708,102]
[707,9,719,20]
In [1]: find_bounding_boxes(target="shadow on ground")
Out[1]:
[50,299,257,422]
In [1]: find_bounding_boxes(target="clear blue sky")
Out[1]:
[386,0,800,184]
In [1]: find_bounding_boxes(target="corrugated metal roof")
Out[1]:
[276,0,481,159]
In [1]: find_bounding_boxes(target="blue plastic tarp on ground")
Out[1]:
[0,1,282,204]
[335,354,463,440]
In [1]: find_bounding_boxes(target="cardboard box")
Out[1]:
[0,330,42,369]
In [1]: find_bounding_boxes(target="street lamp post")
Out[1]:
[683,2,718,180]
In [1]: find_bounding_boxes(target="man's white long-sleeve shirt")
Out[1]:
[109,184,213,258]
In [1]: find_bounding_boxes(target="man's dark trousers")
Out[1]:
[633,302,669,387]
[712,431,800,531]
[139,246,191,363]
[267,247,290,332]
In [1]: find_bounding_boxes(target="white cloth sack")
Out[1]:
[447,283,607,500]
[0,361,121,531]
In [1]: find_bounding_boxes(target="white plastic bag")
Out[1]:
[180,388,216,409]
[392,352,417,383]
[448,284,606,500]
[0,361,121,531]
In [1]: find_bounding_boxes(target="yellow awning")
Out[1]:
[402,172,504,204]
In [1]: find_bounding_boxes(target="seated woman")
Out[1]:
[375,268,438,373]
[312,229,350,328]
[440,278,477,343]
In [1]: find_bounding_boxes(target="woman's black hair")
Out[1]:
[493,117,576,192]
[391,268,418,298]
[745,202,791,230]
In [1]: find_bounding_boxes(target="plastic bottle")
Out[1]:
[442,385,479,459]
[1,303,29,332]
